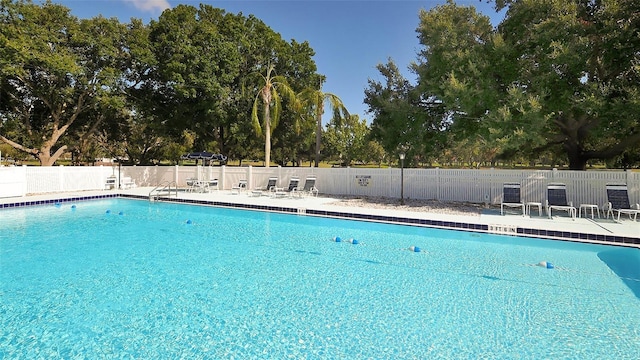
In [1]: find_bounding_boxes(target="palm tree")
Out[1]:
[251,63,297,168]
[299,83,349,167]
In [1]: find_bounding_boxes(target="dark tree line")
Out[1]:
[6,0,636,170]
[0,0,336,166]
[365,0,640,169]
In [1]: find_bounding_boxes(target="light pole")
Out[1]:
[117,158,122,190]
[399,152,405,205]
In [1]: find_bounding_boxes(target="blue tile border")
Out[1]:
[0,194,118,209]
[114,195,640,246]
[2,193,638,247]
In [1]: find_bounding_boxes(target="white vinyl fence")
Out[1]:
[1,165,638,207]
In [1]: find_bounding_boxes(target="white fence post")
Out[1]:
[388,166,393,198]
[347,167,352,196]
[59,165,65,192]
[436,167,441,201]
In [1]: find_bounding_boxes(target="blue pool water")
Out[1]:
[1,198,639,358]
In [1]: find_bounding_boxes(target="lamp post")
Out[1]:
[117,158,122,190]
[399,152,405,205]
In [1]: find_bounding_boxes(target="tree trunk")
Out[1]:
[564,141,588,170]
[314,111,322,167]
[263,102,271,168]
[218,126,225,155]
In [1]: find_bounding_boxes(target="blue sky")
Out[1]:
[52,0,504,121]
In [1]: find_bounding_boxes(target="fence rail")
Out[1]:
[1,165,638,207]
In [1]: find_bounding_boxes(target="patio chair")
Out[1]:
[500,183,525,216]
[231,179,247,195]
[207,178,219,191]
[545,183,576,219]
[604,184,639,222]
[105,176,117,190]
[251,177,278,197]
[121,177,136,189]
[186,178,199,192]
[294,176,319,198]
[186,177,213,193]
[274,177,300,198]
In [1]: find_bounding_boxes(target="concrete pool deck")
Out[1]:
[1,187,638,248]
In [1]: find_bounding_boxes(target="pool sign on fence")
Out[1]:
[355,175,371,187]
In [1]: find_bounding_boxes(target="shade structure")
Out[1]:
[180,152,227,164]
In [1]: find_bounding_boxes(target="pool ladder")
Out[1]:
[149,181,178,202]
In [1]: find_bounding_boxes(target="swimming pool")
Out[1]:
[1,198,639,358]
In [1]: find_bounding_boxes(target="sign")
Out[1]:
[355,175,372,187]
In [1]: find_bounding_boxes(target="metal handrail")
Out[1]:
[149,181,178,201]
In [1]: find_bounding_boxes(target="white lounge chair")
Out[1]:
[231,180,247,194]
[294,176,318,198]
[274,177,299,198]
[604,184,639,222]
[545,183,576,219]
[500,183,525,216]
[251,177,278,197]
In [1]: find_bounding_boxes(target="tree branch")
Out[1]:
[0,134,38,155]
[585,132,640,159]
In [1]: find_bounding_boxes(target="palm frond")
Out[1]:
[251,93,262,136]
[271,89,281,134]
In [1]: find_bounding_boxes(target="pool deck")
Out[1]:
[1,187,638,248]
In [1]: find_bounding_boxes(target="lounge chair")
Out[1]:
[294,176,319,198]
[292,176,318,197]
[274,177,299,198]
[604,184,639,222]
[231,180,247,194]
[545,183,576,219]
[251,177,278,197]
[500,182,525,216]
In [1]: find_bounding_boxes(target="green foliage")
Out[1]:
[250,63,299,167]
[365,60,448,166]
[362,140,387,167]
[412,0,640,169]
[162,130,195,165]
[0,1,327,166]
[297,83,349,167]
[324,114,369,166]
[0,0,128,165]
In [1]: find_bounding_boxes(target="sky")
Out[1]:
[52,0,505,122]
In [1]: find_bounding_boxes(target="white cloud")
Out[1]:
[124,0,171,13]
